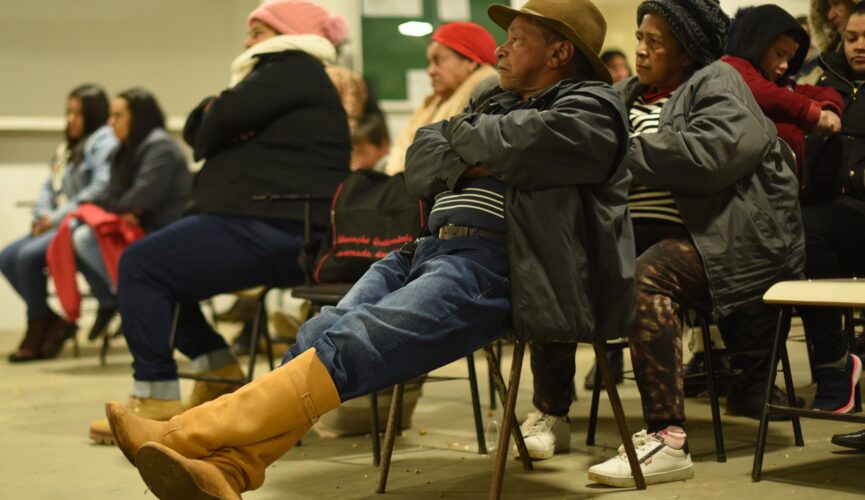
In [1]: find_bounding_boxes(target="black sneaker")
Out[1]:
[726,384,805,420]
[812,354,862,413]
[87,305,118,341]
[584,349,624,390]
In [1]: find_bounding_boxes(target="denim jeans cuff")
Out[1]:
[190,348,237,373]
[132,380,181,400]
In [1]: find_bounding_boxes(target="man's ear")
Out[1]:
[548,40,575,69]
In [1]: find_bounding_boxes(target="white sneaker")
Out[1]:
[513,411,571,460]
[587,430,694,487]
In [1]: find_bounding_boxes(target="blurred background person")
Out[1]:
[48,88,190,342]
[0,84,116,362]
[350,113,390,172]
[602,49,634,83]
[383,21,498,175]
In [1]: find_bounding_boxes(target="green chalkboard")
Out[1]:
[362,0,506,101]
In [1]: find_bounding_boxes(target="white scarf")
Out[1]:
[229,34,336,87]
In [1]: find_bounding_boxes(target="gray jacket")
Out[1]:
[104,128,191,231]
[35,125,116,226]
[618,61,805,317]
[406,79,635,342]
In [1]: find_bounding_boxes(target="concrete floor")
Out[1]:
[1,319,864,499]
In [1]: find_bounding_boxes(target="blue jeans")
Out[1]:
[117,214,308,381]
[284,235,511,402]
[0,230,56,320]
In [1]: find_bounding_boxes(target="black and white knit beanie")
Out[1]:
[637,0,731,67]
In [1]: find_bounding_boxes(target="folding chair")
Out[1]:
[376,340,647,499]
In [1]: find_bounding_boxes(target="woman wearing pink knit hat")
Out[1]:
[88,0,352,444]
[383,21,499,175]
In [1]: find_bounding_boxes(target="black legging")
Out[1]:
[799,200,865,364]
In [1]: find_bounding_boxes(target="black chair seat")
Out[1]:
[292,284,354,304]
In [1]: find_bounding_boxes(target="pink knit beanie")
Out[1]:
[247,0,349,46]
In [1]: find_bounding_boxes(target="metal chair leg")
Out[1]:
[752,306,790,481]
[586,350,602,446]
[846,308,862,412]
[376,383,404,494]
[483,344,532,471]
[466,353,487,454]
[699,313,726,463]
[489,341,527,500]
[371,391,381,466]
[595,341,646,490]
[779,341,804,446]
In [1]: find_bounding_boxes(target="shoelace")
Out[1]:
[616,430,664,461]
[522,413,555,435]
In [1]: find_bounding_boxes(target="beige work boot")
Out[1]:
[90,396,183,445]
[108,348,340,484]
[186,363,246,409]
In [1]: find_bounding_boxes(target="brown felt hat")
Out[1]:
[488,0,611,84]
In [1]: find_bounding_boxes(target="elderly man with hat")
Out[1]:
[524,0,805,488]
[383,21,499,175]
[101,0,636,498]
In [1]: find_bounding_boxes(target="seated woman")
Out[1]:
[0,84,116,362]
[52,88,190,341]
[587,0,805,486]
[383,21,498,175]
[88,0,351,443]
[807,2,865,448]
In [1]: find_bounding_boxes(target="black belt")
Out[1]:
[437,224,507,242]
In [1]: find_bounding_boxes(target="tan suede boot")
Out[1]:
[90,396,183,445]
[136,442,242,500]
[108,348,340,468]
[186,363,246,409]
[137,423,309,498]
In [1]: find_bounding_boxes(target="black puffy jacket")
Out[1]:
[804,51,865,212]
[183,50,350,227]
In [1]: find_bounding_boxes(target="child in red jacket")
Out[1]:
[722,4,844,184]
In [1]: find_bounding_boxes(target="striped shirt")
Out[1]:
[627,95,683,225]
[428,176,506,234]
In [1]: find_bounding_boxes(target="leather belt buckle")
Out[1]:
[438,224,471,240]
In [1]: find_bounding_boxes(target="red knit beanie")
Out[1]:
[247,0,349,46]
[432,22,498,66]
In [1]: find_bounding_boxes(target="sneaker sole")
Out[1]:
[588,464,694,488]
[136,445,220,500]
[833,354,863,414]
[512,443,570,460]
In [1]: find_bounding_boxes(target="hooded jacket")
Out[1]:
[618,61,805,317]
[405,78,635,343]
[811,0,864,52]
[723,5,844,178]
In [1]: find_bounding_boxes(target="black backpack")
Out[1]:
[312,170,428,284]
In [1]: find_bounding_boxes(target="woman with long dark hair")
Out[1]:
[0,84,116,362]
[64,88,190,342]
